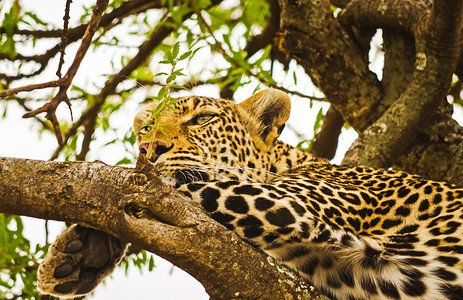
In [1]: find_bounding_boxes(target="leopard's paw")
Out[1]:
[37,225,127,297]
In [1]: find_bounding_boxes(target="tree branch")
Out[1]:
[0,80,60,98]
[338,0,428,37]
[1,0,110,146]
[56,0,72,79]
[276,0,382,132]
[0,0,160,39]
[0,156,321,299]
[0,0,162,83]
[342,0,463,169]
[245,0,280,57]
[311,105,344,160]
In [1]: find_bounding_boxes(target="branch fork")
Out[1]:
[0,0,110,146]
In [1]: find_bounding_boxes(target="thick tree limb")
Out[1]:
[339,0,463,85]
[0,156,323,299]
[338,0,428,37]
[340,4,463,184]
[342,0,463,169]
[311,105,344,160]
[245,0,280,58]
[393,101,463,185]
[277,0,383,132]
[276,0,463,182]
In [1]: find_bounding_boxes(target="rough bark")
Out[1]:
[343,0,462,168]
[277,0,463,184]
[276,0,383,132]
[338,0,463,184]
[311,105,344,160]
[394,102,463,184]
[0,156,324,300]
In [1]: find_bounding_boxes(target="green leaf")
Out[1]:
[179,50,192,61]
[156,88,167,101]
[104,139,117,146]
[172,42,180,59]
[155,72,169,77]
[158,126,168,137]
[313,107,324,133]
[166,74,176,84]
[23,12,48,26]
[166,51,174,64]
[148,255,155,271]
[170,84,187,90]
[151,102,164,118]
[296,139,310,151]
[195,0,212,9]
[115,157,133,166]
[172,69,185,76]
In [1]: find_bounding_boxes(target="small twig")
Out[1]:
[60,0,109,87]
[57,0,73,78]
[1,0,161,83]
[47,109,64,146]
[193,5,324,102]
[14,97,54,132]
[45,220,49,245]
[278,87,326,101]
[76,107,98,161]
[22,0,110,146]
[0,80,59,98]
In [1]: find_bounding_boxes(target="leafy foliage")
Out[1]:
[143,41,192,147]
[0,215,46,299]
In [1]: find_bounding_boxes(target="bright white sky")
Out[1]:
[1,0,462,299]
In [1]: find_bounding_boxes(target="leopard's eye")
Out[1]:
[140,125,152,134]
[192,114,215,125]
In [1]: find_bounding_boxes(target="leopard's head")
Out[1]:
[133,89,291,184]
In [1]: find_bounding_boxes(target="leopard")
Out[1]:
[37,88,463,300]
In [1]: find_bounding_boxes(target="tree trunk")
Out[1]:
[276,0,463,184]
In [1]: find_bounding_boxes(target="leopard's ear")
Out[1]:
[237,88,291,146]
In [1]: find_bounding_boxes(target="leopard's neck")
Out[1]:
[270,140,322,175]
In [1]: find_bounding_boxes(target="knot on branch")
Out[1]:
[120,193,198,228]
[274,30,309,58]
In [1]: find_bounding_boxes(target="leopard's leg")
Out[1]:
[37,225,128,297]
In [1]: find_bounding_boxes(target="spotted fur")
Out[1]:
[134,89,463,300]
[39,89,463,299]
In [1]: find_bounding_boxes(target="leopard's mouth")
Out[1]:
[139,142,174,163]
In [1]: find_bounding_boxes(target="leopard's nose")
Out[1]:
[139,141,173,163]
[139,142,151,155]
